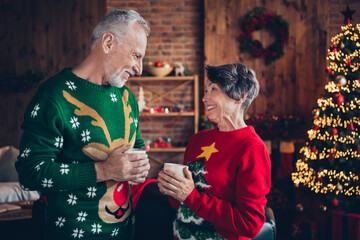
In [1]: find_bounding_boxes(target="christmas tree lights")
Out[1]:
[292,22,360,202]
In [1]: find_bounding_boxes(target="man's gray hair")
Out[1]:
[91,9,150,46]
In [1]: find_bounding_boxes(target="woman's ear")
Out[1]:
[235,93,247,105]
[102,32,115,54]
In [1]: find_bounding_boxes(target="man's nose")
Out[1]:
[134,61,143,76]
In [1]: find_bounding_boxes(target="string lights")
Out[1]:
[292,23,360,199]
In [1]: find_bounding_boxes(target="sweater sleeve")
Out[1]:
[183,144,271,238]
[15,95,96,192]
[132,98,145,149]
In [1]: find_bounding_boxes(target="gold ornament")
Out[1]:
[296,203,304,212]
[340,42,345,48]
[319,205,327,212]
[313,109,320,118]
[337,183,343,191]
[335,75,347,86]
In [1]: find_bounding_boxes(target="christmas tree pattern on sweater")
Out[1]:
[174,142,223,240]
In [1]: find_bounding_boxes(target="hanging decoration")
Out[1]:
[239,7,289,65]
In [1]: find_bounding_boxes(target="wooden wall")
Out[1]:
[1,0,360,148]
[0,0,106,147]
[205,0,331,117]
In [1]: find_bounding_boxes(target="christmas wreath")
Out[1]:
[239,7,289,65]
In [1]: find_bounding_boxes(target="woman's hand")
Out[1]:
[158,167,195,202]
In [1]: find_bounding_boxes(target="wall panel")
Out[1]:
[0,0,106,147]
[204,0,331,116]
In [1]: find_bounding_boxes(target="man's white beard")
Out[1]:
[108,70,126,88]
[104,60,127,88]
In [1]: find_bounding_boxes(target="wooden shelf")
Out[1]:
[129,76,196,81]
[127,75,199,133]
[148,147,186,152]
[140,112,195,117]
[127,75,199,165]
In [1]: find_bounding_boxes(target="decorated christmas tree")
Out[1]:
[292,10,360,211]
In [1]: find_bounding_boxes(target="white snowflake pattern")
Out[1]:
[134,118,138,128]
[20,148,31,158]
[81,129,91,142]
[76,211,88,222]
[67,194,78,205]
[86,187,97,198]
[132,215,135,224]
[110,93,117,102]
[60,164,70,175]
[31,104,40,118]
[55,217,66,228]
[66,81,77,91]
[35,161,45,171]
[54,136,64,148]
[41,178,54,188]
[70,117,80,129]
[20,184,30,191]
[91,223,102,234]
[111,228,119,237]
[72,228,84,238]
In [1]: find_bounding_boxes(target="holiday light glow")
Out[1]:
[292,23,360,198]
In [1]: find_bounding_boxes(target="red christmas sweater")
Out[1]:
[170,126,271,240]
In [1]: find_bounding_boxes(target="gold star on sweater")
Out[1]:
[196,142,219,161]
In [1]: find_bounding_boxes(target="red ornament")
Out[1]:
[332,47,337,53]
[331,198,339,207]
[348,122,354,131]
[317,176,323,183]
[329,148,336,162]
[357,146,360,154]
[346,58,351,65]
[154,60,162,67]
[331,128,338,135]
[314,125,320,130]
[326,68,332,74]
[333,94,344,105]
[311,146,317,152]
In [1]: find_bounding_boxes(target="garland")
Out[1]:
[239,7,289,65]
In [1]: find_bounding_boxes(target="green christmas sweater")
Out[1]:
[15,68,144,239]
[170,126,271,240]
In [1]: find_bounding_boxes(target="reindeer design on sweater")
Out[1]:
[63,89,135,223]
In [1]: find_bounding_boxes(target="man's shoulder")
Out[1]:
[36,69,69,95]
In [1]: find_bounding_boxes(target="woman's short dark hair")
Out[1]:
[206,63,259,111]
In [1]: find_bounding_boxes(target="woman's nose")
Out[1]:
[202,93,208,103]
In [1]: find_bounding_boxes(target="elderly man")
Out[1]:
[16,9,150,239]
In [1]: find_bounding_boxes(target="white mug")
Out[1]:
[125,148,146,154]
[164,163,188,178]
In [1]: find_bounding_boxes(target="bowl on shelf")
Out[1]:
[145,65,173,77]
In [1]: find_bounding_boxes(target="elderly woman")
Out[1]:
[158,63,271,240]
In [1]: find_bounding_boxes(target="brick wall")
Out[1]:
[107,0,205,75]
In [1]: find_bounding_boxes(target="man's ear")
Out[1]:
[102,32,115,54]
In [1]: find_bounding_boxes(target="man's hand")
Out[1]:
[95,145,150,183]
